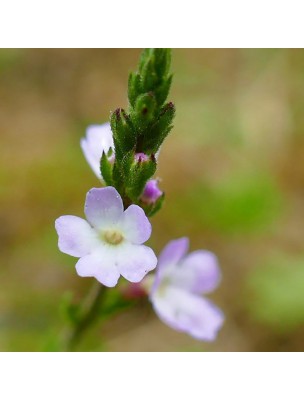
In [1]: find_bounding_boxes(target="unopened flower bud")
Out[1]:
[141,179,163,204]
[135,152,150,163]
[122,282,147,300]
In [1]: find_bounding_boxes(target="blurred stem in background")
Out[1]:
[61,281,105,351]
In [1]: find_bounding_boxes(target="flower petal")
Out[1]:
[120,205,152,244]
[116,243,157,283]
[152,237,189,293]
[152,286,224,341]
[158,237,189,268]
[85,187,124,229]
[55,215,99,257]
[80,123,114,179]
[172,250,221,294]
[80,138,101,179]
[75,249,120,287]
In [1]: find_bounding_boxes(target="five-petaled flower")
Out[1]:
[55,187,157,287]
[146,237,224,341]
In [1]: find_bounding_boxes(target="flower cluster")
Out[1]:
[55,49,224,342]
[55,121,224,340]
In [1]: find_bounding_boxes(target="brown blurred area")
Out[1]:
[1,49,304,351]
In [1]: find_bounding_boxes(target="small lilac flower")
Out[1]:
[80,123,114,180]
[55,187,157,287]
[147,238,224,341]
[141,179,163,204]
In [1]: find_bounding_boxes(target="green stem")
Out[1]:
[62,281,106,351]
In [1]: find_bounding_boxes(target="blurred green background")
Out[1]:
[0,49,304,351]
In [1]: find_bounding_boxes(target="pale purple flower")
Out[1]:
[148,238,224,341]
[55,187,157,287]
[80,123,114,180]
[141,179,163,204]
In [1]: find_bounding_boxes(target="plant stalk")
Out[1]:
[62,281,106,351]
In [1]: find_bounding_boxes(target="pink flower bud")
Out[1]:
[122,282,147,299]
[134,152,150,163]
[141,179,163,204]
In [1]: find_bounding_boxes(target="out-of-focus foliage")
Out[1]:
[247,254,304,331]
[166,171,282,235]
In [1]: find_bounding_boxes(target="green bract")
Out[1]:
[100,48,175,216]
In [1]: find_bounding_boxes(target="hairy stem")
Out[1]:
[62,281,106,351]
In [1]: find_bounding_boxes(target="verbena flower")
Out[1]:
[80,123,114,180]
[147,237,224,341]
[55,187,157,287]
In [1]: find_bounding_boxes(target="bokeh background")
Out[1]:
[1,49,304,351]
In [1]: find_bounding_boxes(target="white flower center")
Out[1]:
[141,274,154,293]
[157,277,171,297]
[154,265,177,297]
[102,230,124,245]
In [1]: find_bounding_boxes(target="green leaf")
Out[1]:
[112,162,124,191]
[141,58,159,92]
[110,108,136,160]
[154,74,173,106]
[153,48,171,77]
[126,158,157,201]
[144,192,165,217]
[128,72,142,108]
[142,102,175,153]
[100,151,113,186]
[121,150,135,185]
[131,93,157,131]
[139,48,152,70]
